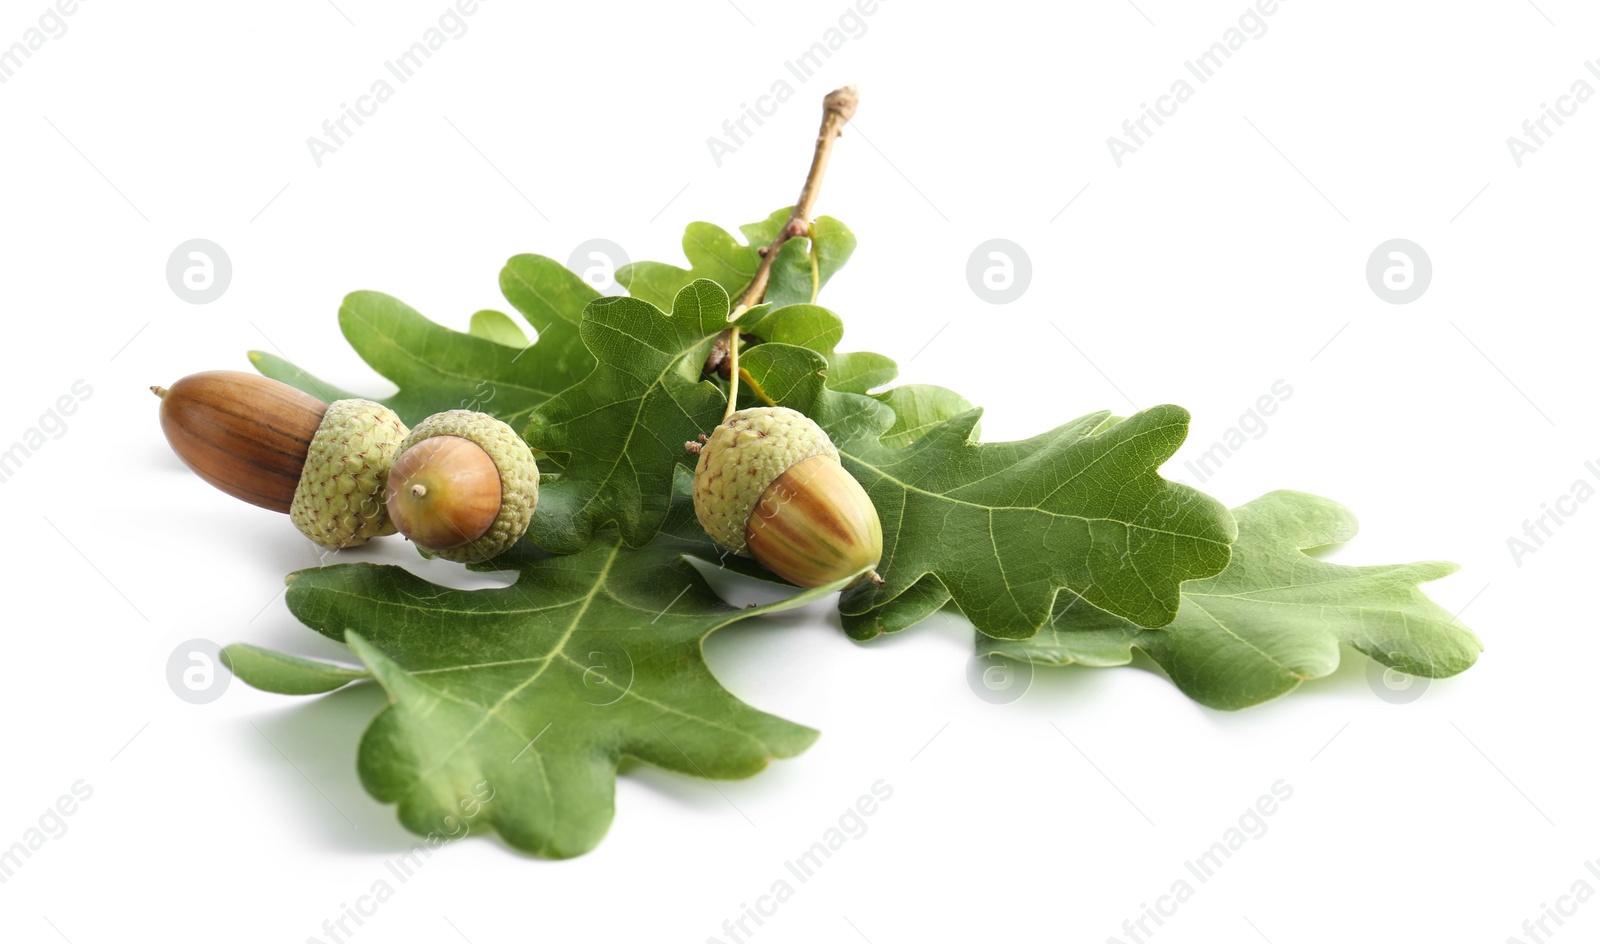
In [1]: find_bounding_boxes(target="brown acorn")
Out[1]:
[154,371,408,549]
[384,410,539,563]
[690,406,882,588]
[385,436,502,551]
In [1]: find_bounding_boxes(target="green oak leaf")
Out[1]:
[834,384,978,637]
[979,490,1483,709]
[468,309,530,348]
[658,464,750,564]
[827,352,899,396]
[836,384,977,637]
[730,344,1237,638]
[617,209,855,310]
[751,304,897,395]
[219,644,369,695]
[524,280,762,553]
[251,254,597,428]
[873,384,977,448]
[225,536,850,858]
[838,576,954,638]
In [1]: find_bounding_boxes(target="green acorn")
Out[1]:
[154,371,408,550]
[690,406,882,588]
[386,410,539,563]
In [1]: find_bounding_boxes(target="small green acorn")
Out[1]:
[386,410,539,563]
[154,371,408,550]
[690,406,882,588]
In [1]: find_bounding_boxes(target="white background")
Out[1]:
[0,1,1594,942]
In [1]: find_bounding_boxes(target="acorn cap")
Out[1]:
[395,410,539,562]
[692,406,839,556]
[289,399,409,549]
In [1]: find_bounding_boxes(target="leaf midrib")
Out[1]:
[844,448,1231,542]
[562,305,718,530]
[409,542,624,782]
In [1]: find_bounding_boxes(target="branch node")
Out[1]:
[823,85,859,122]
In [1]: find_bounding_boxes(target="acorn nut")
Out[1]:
[691,406,882,588]
[154,371,408,549]
[386,410,539,563]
